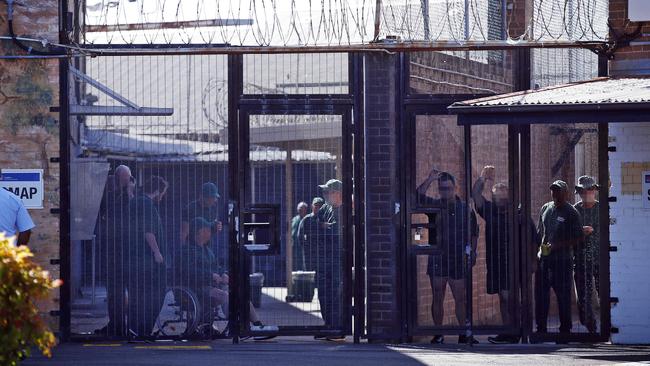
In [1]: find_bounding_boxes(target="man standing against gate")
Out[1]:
[97,164,134,337]
[574,175,601,333]
[315,179,345,341]
[535,180,583,336]
[472,165,539,344]
[417,169,479,345]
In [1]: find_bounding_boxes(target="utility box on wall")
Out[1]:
[629,0,650,22]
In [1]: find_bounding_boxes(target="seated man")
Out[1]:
[175,217,273,339]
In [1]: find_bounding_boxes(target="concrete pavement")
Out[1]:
[22,338,650,366]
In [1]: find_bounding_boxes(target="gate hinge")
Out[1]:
[50,208,61,214]
[611,327,620,334]
[50,157,60,163]
[608,146,616,152]
[610,297,619,304]
[50,259,61,265]
[608,196,617,202]
[49,310,61,317]
[609,245,618,252]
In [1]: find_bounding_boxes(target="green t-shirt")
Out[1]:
[175,243,220,290]
[537,201,583,259]
[127,194,164,267]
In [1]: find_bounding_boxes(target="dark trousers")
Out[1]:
[317,273,342,329]
[106,255,126,336]
[127,263,167,337]
[292,240,305,271]
[575,253,599,331]
[535,257,573,333]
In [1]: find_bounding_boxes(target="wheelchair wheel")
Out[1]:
[156,286,201,337]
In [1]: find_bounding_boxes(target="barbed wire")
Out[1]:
[75,0,608,48]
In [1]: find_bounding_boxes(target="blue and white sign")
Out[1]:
[0,169,44,209]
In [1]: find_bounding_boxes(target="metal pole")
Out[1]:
[91,235,96,305]
[374,0,383,41]
[422,0,431,41]
[58,0,72,339]
[463,125,473,343]
[286,148,294,295]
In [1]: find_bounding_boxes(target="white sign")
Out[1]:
[641,171,650,209]
[629,0,650,22]
[0,169,44,209]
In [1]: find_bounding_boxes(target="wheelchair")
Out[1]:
[154,286,228,339]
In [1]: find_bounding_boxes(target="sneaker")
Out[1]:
[253,335,276,341]
[325,335,346,342]
[430,335,444,344]
[458,335,479,344]
[250,321,277,341]
[488,335,519,344]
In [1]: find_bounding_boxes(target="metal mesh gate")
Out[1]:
[67,53,356,341]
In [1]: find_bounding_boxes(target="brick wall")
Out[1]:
[364,52,400,339]
[0,1,61,329]
[608,123,650,344]
[609,0,650,75]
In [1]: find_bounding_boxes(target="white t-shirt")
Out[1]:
[0,187,35,242]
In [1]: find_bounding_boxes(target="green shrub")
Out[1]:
[0,233,60,365]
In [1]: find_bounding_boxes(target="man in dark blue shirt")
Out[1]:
[417,169,478,344]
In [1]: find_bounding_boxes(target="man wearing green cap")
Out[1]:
[535,180,584,335]
[181,182,225,266]
[298,197,325,272]
[315,179,344,338]
[573,175,601,333]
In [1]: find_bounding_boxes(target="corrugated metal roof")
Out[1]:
[82,129,335,162]
[450,77,650,109]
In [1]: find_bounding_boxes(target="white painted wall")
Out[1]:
[608,122,650,344]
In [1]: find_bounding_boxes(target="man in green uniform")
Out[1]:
[127,175,168,338]
[180,182,225,267]
[574,175,600,333]
[298,197,325,272]
[291,202,309,271]
[315,179,344,339]
[535,180,583,335]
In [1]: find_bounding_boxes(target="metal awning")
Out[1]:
[448,77,650,125]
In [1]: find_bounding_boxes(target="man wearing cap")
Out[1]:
[315,179,345,338]
[298,197,325,272]
[181,182,225,266]
[574,175,601,333]
[535,180,583,335]
[291,202,309,271]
